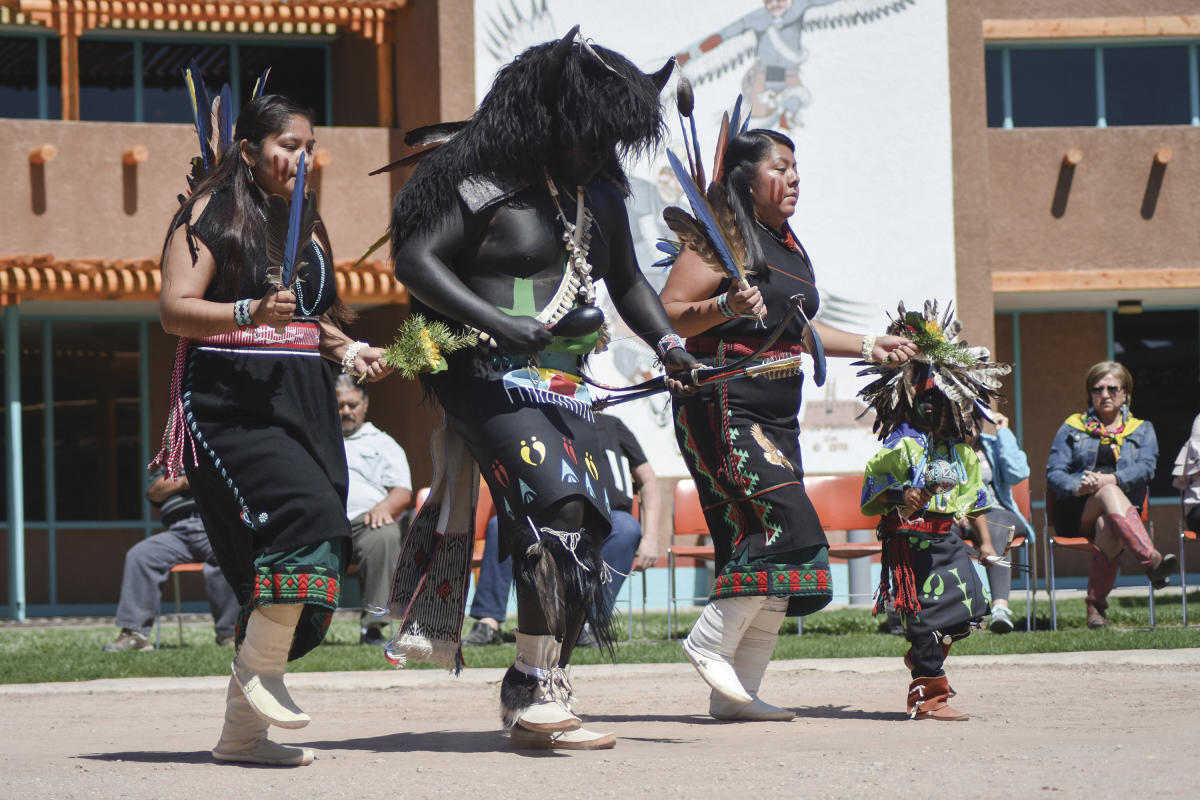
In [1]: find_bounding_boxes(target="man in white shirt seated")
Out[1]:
[336,375,413,645]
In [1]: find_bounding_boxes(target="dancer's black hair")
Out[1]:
[721,128,796,272]
[390,33,672,251]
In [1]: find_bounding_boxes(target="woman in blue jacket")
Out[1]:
[1046,361,1176,628]
[959,412,1033,633]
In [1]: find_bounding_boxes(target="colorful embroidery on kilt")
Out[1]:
[712,564,831,599]
[252,566,341,609]
[674,403,730,505]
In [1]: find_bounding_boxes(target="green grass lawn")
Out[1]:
[2,592,1198,685]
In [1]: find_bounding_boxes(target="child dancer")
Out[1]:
[858,301,1011,721]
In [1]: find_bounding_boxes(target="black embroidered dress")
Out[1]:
[672,223,831,616]
[174,188,350,658]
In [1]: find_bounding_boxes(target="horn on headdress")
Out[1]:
[647,57,676,92]
[538,25,580,105]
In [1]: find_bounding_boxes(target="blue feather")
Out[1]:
[728,95,742,141]
[250,66,272,101]
[281,152,307,285]
[666,150,741,281]
[217,84,233,159]
[652,239,681,268]
[183,60,213,171]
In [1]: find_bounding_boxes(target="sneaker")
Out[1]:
[360,625,388,646]
[462,620,503,646]
[103,629,153,652]
[216,635,236,647]
[573,624,599,649]
[989,606,1014,634]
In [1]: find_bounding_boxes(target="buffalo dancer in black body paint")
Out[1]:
[386,28,698,751]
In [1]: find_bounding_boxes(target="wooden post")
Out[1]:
[29,145,57,165]
[1154,147,1172,166]
[377,40,395,128]
[60,32,79,121]
[1063,148,1084,166]
[122,146,149,166]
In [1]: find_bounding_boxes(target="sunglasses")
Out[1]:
[1090,385,1124,396]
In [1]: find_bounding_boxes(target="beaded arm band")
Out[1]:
[341,340,369,375]
[656,333,684,360]
[715,292,736,319]
[233,299,254,328]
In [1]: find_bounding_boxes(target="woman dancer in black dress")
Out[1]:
[157,94,389,766]
[661,128,915,720]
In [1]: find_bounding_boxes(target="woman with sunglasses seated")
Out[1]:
[1046,360,1176,629]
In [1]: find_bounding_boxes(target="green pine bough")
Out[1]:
[382,314,478,380]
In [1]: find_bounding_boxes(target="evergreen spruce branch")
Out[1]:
[382,314,478,379]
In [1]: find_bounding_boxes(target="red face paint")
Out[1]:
[769,174,785,206]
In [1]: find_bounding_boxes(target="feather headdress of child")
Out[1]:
[857,299,1012,441]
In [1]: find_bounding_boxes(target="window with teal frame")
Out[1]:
[64,32,333,124]
[0,32,61,119]
[985,41,1200,128]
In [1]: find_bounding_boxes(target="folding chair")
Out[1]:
[1045,488,1156,630]
[667,479,716,639]
[1181,528,1197,626]
[155,561,205,649]
[1009,479,1037,631]
[803,474,880,605]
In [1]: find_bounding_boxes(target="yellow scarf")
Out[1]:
[1065,412,1144,462]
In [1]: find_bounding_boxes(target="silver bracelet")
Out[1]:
[233,299,254,328]
[341,341,369,375]
[861,334,877,363]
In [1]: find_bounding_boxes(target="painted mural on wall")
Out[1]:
[473,0,954,475]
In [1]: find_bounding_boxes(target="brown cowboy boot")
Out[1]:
[907,676,969,721]
[1106,509,1178,589]
[1085,545,1121,629]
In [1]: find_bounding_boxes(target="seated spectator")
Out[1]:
[1172,411,1200,533]
[337,375,412,646]
[104,467,237,651]
[463,413,658,646]
[955,411,1034,633]
[1046,361,1176,629]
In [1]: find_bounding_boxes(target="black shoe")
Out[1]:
[462,621,503,646]
[1147,553,1178,590]
[574,624,599,649]
[360,625,388,646]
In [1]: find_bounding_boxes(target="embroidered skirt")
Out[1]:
[174,320,351,660]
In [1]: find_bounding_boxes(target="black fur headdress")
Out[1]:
[389,27,673,251]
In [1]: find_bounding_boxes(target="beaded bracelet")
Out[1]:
[656,333,684,360]
[861,334,877,363]
[715,292,736,319]
[341,341,369,375]
[233,299,254,328]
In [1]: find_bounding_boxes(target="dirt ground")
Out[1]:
[1,649,1195,799]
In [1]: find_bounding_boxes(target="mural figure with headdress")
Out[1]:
[658,88,917,721]
[673,0,917,129]
[383,27,697,751]
[858,300,1011,721]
